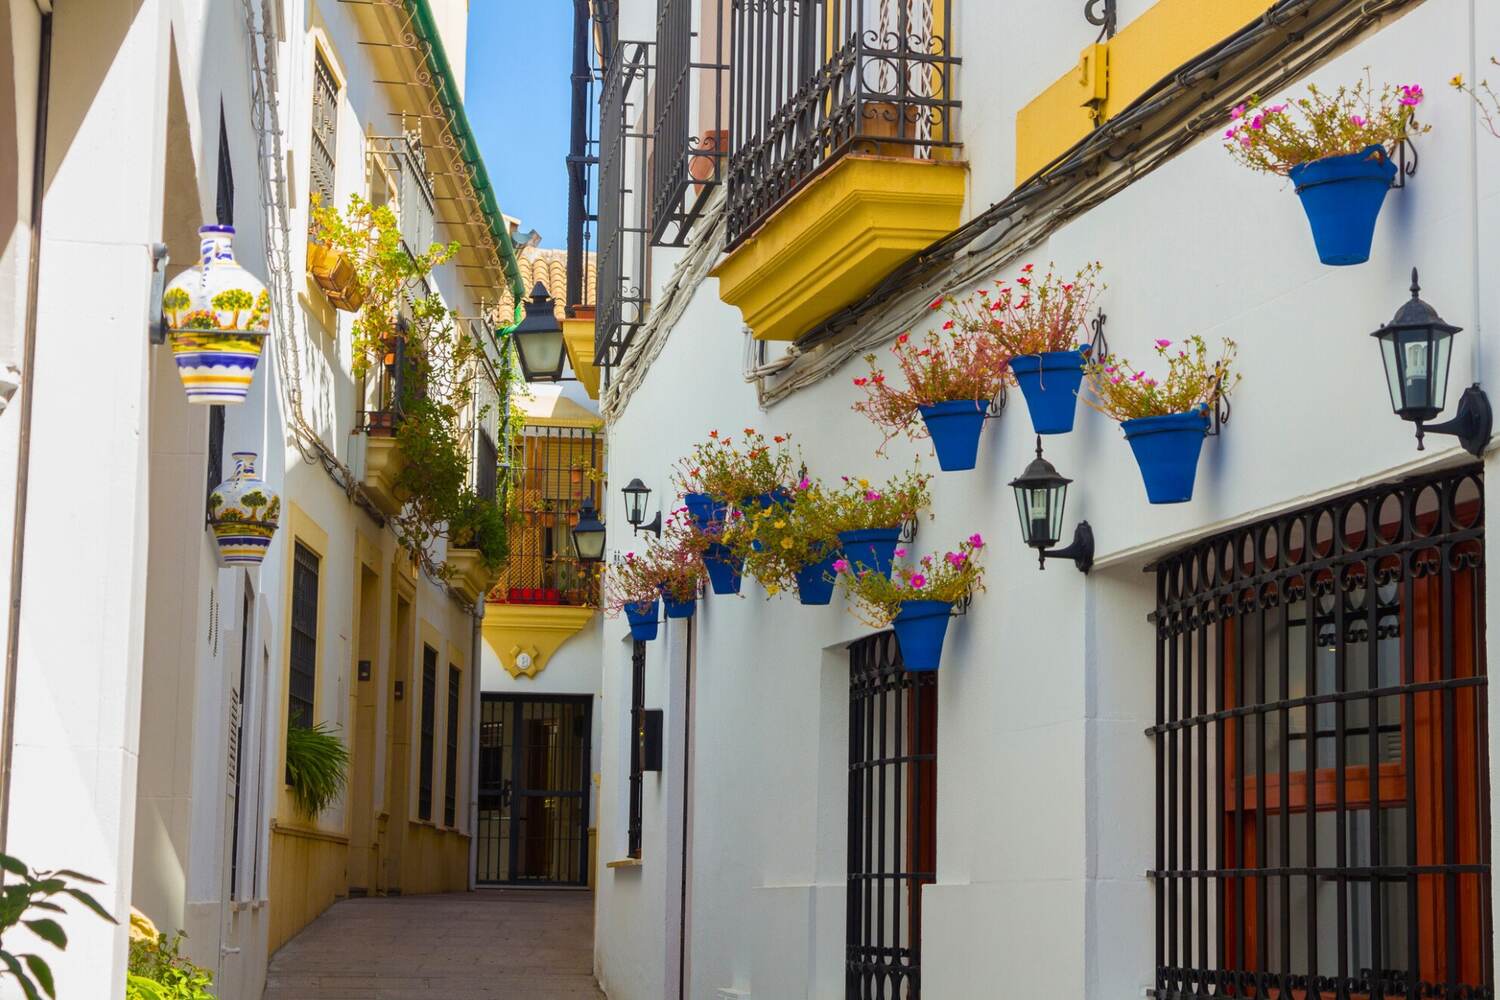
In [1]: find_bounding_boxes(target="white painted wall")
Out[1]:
[594,0,1500,997]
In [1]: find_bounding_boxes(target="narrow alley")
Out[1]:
[262,892,603,999]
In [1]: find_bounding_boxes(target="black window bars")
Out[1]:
[726,0,960,247]
[367,123,436,260]
[489,425,602,607]
[418,645,438,822]
[847,631,936,998]
[595,40,654,379]
[310,48,338,211]
[629,639,646,859]
[1150,465,1492,999]
[444,664,460,827]
[287,542,319,734]
[650,0,729,247]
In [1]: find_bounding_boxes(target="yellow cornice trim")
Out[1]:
[482,604,596,678]
[712,155,966,342]
[562,317,602,400]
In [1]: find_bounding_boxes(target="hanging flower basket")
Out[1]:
[207,451,281,567]
[1010,349,1088,435]
[702,543,744,595]
[837,527,902,578]
[917,399,990,471]
[661,589,697,619]
[683,492,727,532]
[625,600,660,642]
[892,599,955,671]
[162,225,270,405]
[1120,407,1212,504]
[1290,145,1397,266]
[794,543,841,606]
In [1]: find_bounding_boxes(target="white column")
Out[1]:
[5,2,169,997]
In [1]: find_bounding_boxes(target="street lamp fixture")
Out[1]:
[570,497,607,565]
[511,281,567,382]
[1007,438,1094,573]
[1372,269,1491,456]
[621,478,662,538]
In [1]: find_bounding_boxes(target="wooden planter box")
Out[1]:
[307,241,366,312]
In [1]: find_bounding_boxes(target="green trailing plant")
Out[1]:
[311,196,518,582]
[126,920,214,1000]
[285,720,351,819]
[1083,335,1241,422]
[0,853,113,1000]
[603,526,707,613]
[836,536,988,628]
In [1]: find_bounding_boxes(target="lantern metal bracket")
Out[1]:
[632,511,663,539]
[899,516,919,545]
[148,242,170,345]
[1087,308,1109,360]
[1204,380,1232,438]
[1417,383,1492,457]
[1391,119,1419,190]
[1036,521,1095,574]
[986,382,1008,419]
[951,587,975,616]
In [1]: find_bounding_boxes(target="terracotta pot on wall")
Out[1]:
[689,129,729,196]
[858,102,918,158]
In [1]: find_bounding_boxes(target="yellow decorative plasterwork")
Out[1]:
[483,604,596,679]
[362,435,406,515]
[711,154,967,342]
[445,547,497,605]
[1015,0,1276,182]
[562,309,601,400]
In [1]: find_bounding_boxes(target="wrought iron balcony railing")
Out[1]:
[489,425,602,607]
[368,125,437,258]
[595,40,654,379]
[357,334,409,435]
[726,0,960,246]
[649,0,728,247]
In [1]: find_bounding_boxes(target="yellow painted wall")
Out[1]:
[1015,0,1276,181]
[267,825,349,954]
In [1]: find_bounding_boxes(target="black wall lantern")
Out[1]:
[621,478,662,537]
[570,496,606,564]
[1008,439,1094,573]
[1373,269,1491,456]
[511,281,567,382]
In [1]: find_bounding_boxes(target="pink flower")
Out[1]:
[1349,114,1366,128]
[968,533,984,548]
[796,476,811,491]
[1132,371,1145,382]
[1155,339,1171,349]
[865,490,882,502]
[833,559,850,573]
[909,574,927,589]
[1230,103,1247,120]
[853,376,869,387]
[1105,365,1117,374]
[1111,375,1123,384]
[1224,128,1237,140]
[945,551,967,567]
[1238,134,1252,149]
[1249,114,1265,131]
[894,548,908,558]
[1400,84,1424,106]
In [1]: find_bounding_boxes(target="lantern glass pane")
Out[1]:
[1430,327,1454,412]
[1378,331,1404,413]
[573,526,606,562]
[1048,482,1068,545]
[518,330,566,380]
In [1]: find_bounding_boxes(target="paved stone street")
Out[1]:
[264,890,604,999]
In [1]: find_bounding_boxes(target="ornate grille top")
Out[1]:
[595,41,654,377]
[649,0,728,246]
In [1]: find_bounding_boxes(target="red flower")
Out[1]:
[773,435,785,444]
[1022,263,1034,273]
[978,289,989,297]
[929,296,944,310]
[872,374,885,384]
[942,320,954,330]
[853,377,869,387]
[1017,276,1031,287]
[708,429,718,437]
[896,332,909,344]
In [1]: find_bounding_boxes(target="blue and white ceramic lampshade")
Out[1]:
[161,225,270,404]
[208,452,281,566]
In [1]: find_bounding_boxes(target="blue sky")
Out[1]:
[466,2,574,248]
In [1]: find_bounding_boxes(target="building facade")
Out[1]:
[0,1,521,997]
[579,0,1500,998]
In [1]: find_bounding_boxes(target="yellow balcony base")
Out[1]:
[562,308,601,399]
[711,154,967,342]
[446,547,498,605]
[362,435,406,516]
[483,603,596,679]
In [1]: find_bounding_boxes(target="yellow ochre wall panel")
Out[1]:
[1015,0,1276,182]
[267,825,348,955]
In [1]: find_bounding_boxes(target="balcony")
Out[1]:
[712,0,966,342]
[595,40,654,381]
[649,0,728,247]
[357,336,411,516]
[368,125,437,258]
[482,425,601,680]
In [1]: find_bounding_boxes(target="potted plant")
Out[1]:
[1084,335,1241,505]
[676,429,797,515]
[1224,75,1427,265]
[161,225,271,404]
[974,262,1104,435]
[836,535,987,671]
[285,716,351,818]
[678,507,745,596]
[851,312,1009,471]
[729,476,844,605]
[824,470,930,579]
[605,551,662,641]
[652,531,708,619]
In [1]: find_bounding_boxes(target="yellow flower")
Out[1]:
[780,537,793,550]
[773,520,786,529]
[765,584,780,596]
[1452,73,1466,89]
[858,478,870,489]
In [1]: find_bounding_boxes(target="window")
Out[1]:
[595,40,653,379]
[475,428,498,504]
[628,640,646,859]
[310,49,338,209]
[418,645,437,822]
[649,0,728,246]
[444,665,460,827]
[1151,466,1491,999]
[847,631,936,998]
[287,543,319,734]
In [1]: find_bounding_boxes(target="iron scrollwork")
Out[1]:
[1084,0,1116,41]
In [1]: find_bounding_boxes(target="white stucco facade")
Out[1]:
[590,1,1500,997]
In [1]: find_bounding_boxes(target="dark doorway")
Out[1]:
[477,694,592,886]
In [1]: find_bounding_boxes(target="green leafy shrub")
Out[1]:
[285,721,351,818]
[0,853,113,1000]
[126,926,214,1000]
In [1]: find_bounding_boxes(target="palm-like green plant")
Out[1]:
[285,721,350,818]
[0,853,113,1000]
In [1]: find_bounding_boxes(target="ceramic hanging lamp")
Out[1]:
[161,225,270,404]
[208,452,281,566]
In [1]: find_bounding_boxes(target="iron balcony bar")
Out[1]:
[595,40,654,380]
[649,0,728,247]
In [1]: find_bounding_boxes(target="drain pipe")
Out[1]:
[1,7,52,851]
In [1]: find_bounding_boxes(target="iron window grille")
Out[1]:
[367,123,436,259]
[444,665,460,827]
[847,631,936,998]
[1150,465,1492,999]
[419,645,438,822]
[357,333,408,435]
[287,543,319,734]
[650,0,729,246]
[595,40,654,379]
[726,0,960,247]
[310,49,338,211]
[490,425,603,607]
[629,639,646,859]
[566,0,607,310]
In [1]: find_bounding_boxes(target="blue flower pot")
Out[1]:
[794,544,840,606]
[837,527,902,578]
[1289,145,1397,266]
[750,488,793,510]
[892,599,954,672]
[683,492,727,531]
[918,399,989,471]
[1010,349,1087,434]
[661,590,697,619]
[1120,407,1211,505]
[703,542,744,595]
[625,600,659,642]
